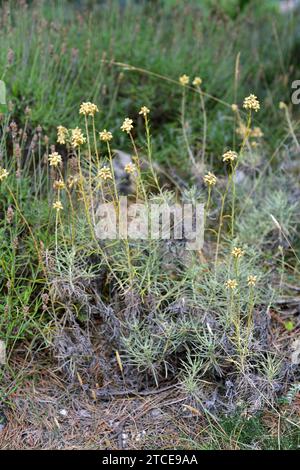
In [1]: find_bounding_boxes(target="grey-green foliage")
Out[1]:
[235,174,300,248]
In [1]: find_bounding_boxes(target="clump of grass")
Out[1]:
[0,5,300,436]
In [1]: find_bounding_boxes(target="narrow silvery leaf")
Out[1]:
[0,80,6,105]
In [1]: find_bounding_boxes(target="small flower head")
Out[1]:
[179,74,189,86]
[279,101,286,110]
[57,126,68,145]
[236,123,248,138]
[225,279,238,290]
[231,103,238,112]
[124,162,136,175]
[139,106,150,117]
[79,102,99,117]
[98,166,112,181]
[247,275,257,287]
[99,129,113,142]
[243,94,260,112]
[222,150,238,163]
[48,152,62,167]
[67,175,79,189]
[0,167,9,181]
[231,247,245,258]
[203,172,217,186]
[71,127,86,148]
[53,200,63,211]
[251,126,264,139]
[121,118,133,134]
[192,77,202,87]
[53,179,65,190]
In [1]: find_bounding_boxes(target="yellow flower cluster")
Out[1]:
[48,152,62,167]
[53,200,63,211]
[236,123,248,138]
[99,129,113,142]
[247,275,257,287]
[98,166,112,180]
[0,167,9,181]
[251,127,264,139]
[231,247,245,258]
[124,162,136,174]
[53,179,65,190]
[279,101,286,110]
[139,106,150,117]
[225,279,238,290]
[192,77,202,87]
[236,124,263,139]
[203,172,217,186]
[243,94,260,112]
[222,150,237,163]
[57,126,68,145]
[67,175,79,189]
[121,118,133,133]
[71,127,86,148]
[179,74,189,86]
[79,102,99,117]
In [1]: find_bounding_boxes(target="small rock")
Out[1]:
[150,408,162,418]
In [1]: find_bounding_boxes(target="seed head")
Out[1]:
[7,48,14,65]
[48,152,62,167]
[124,162,136,174]
[203,172,217,186]
[225,279,238,290]
[251,127,263,138]
[57,126,68,145]
[121,118,133,133]
[6,206,14,224]
[179,74,189,86]
[71,127,86,148]
[53,179,65,190]
[247,275,257,287]
[139,106,150,117]
[231,247,245,258]
[0,167,9,181]
[279,101,286,110]
[99,129,113,142]
[98,166,112,181]
[243,94,260,112]
[67,175,79,189]
[53,200,63,211]
[222,150,238,163]
[79,102,99,117]
[192,77,202,87]
[236,123,248,138]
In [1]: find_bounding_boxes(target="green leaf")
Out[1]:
[284,320,295,332]
[0,80,6,105]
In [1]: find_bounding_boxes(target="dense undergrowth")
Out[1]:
[0,0,300,449]
[1,0,300,169]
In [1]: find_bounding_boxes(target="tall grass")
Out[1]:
[1,0,300,168]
